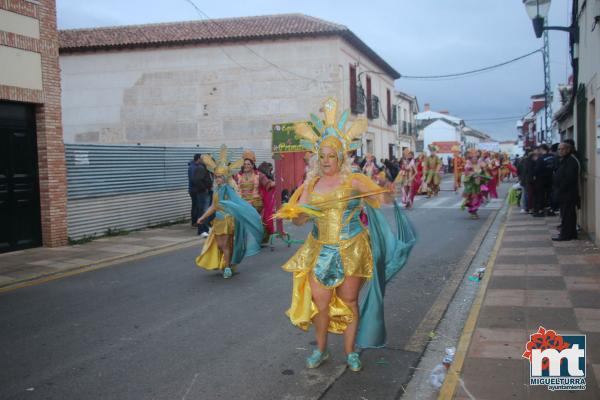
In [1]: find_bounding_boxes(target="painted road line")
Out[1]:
[437,209,509,399]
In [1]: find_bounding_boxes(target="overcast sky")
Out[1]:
[56,0,573,141]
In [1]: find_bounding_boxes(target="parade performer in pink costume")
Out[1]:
[461,150,491,219]
[235,150,276,243]
[395,150,417,208]
[487,152,500,199]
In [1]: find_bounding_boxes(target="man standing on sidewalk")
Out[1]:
[533,144,555,217]
[552,142,579,241]
[191,155,213,238]
[188,154,201,227]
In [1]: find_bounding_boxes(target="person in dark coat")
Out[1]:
[188,154,201,227]
[191,155,213,237]
[533,144,555,216]
[384,159,399,182]
[524,150,538,213]
[552,142,579,241]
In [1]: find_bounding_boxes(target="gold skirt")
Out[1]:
[212,215,234,235]
[282,229,373,334]
[195,215,234,271]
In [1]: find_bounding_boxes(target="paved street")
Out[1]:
[0,178,507,400]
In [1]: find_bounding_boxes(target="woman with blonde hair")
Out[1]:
[276,98,415,372]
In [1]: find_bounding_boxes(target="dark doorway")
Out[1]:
[388,143,395,160]
[0,101,42,253]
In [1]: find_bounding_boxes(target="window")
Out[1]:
[349,65,357,113]
[349,65,365,114]
[372,95,380,119]
[386,89,392,125]
[366,139,374,154]
[366,76,372,119]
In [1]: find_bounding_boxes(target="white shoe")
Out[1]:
[200,232,209,238]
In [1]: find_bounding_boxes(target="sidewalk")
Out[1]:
[0,223,201,292]
[443,207,600,399]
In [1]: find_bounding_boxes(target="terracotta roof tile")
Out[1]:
[58,14,400,79]
[59,14,345,49]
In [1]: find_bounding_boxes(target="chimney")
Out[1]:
[424,103,430,112]
[438,109,449,115]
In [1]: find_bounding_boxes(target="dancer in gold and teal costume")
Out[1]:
[195,145,263,279]
[276,98,416,372]
[424,144,442,197]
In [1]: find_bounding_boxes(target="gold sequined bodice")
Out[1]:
[308,178,360,244]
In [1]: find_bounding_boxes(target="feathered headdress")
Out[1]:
[428,144,439,153]
[242,149,256,163]
[293,97,368,161]
[451,145,461,153]
[201,144,244,177]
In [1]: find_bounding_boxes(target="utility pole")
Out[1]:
[542,28,553,143]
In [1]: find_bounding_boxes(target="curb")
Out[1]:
[403,207,497,353]
[0,237,200,294]
[437,208,510,399]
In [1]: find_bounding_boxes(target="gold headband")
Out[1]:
[294,97,368,160]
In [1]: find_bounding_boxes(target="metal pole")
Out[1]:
[542,28,553,143]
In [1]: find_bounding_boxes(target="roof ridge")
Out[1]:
[293,13,348,30]
[58,13,346,33]
[58,13,399,79]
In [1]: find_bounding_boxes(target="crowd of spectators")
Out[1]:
[514,139,580,241]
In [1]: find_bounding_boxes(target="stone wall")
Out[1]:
[60,36,399,160]
[61,38,340,149]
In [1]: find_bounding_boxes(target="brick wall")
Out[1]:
[0,0,68,247]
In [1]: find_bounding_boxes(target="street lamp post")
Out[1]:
[523,0,574,38]
[522,0,577,144]
[523,0,551,38]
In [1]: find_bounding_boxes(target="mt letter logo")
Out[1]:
[522,326,586,391]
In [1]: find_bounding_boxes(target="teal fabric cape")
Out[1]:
[215,184,264,264]
[356,201,416,348]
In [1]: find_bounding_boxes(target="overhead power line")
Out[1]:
[468,119,523,126]
[400,48,543,80]
[182,1,541,86]
[464,115,526,122]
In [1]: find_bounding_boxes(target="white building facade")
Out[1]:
[395,91,419,153]
[573,0,600,245]
[462,127,490,150]
[422,120,460,158]
[499,140,517,155]
[59,14,400,161]
[415,105,463,155]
